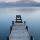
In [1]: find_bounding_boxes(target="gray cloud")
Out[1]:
[0,0,40,3]
[16,0,40,3]
[16,0,36,3]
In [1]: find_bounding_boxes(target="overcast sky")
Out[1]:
[0,0,40,3]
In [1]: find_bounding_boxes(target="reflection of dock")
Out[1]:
[7,15,34,40]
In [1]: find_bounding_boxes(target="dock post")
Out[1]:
[26,26,28,31]
[10,26,12,33]
[30,36,33,40]
[12,21,14,26]
[6,36,9,40]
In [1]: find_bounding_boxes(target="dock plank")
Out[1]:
[9,23,30,40]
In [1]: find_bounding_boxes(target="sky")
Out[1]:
[0,0,40,3]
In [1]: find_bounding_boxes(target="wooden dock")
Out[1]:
[8,15,34,40]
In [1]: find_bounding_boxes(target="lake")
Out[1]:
[0,7,40,40]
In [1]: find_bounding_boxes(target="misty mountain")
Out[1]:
[0,2,40,7]
[15,2,40,7]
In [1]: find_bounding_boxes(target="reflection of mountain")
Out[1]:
[0,2,40,7]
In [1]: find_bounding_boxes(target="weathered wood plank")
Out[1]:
[9,23,30,40]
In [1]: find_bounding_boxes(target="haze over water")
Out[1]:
[0,7,40,40]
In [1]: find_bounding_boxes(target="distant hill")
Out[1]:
[0,2,40,7]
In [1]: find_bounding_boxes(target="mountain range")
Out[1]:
[0,2,40,7]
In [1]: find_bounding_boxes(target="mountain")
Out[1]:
[0,2,40,7]
[15,2,40,7]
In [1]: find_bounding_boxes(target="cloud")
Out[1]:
[16,0,35,3]
[16,0,40,3]
[0,0,20,2]
[33,0,40,3]
[0,0,40,3]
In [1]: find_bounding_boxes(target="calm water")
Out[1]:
[0,7,40,40]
